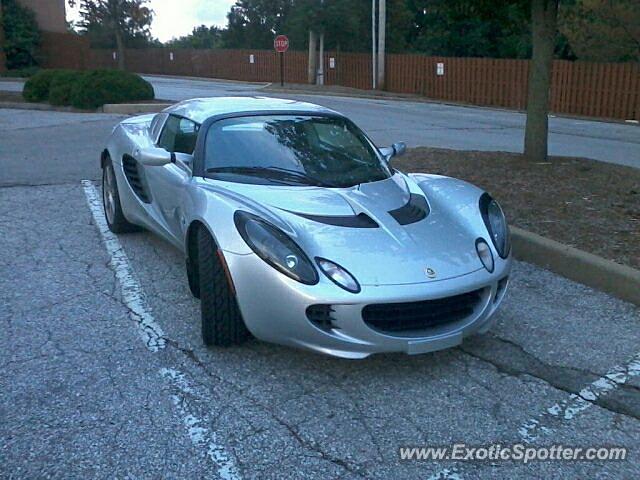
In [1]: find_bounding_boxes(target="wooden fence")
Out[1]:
[40,33,640,120]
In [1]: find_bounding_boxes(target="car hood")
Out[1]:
[212,174,485,286]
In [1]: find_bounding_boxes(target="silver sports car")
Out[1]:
[101,96,512,358]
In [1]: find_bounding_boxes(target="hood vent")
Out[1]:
[389,194,429,225]
[291,212,379,228]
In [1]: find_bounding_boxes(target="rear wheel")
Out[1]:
[102,158,139,233]
[197,227,249,346]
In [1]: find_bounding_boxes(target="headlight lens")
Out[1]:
[476,238,494,273]
[480,194,511,258]
[234,211,318,285]
[316,258,361,293]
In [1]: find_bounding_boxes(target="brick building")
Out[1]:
[0,0,67,71]
[18,0,66,32]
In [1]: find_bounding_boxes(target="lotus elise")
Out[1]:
[100,97,512,358]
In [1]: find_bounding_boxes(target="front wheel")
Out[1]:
[197,227,249,346]
[102,158,139,233]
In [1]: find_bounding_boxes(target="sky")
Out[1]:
[66,0,237,42]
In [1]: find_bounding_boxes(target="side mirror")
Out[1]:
[380,142,407,162]
[135,147,172,167]
[392,142,407,157]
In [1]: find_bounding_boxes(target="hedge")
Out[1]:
[48,70,85,106]
[22,69,155,109]
[22,69,63,102]
[70,70,155,109]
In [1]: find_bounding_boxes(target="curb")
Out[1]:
[102,103,172,114]
[0,101,92,113]
[511,226,640,306]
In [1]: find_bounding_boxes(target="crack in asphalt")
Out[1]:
[459,335,640,422]
[164,339,369,478]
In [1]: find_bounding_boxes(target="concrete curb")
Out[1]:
[102,103,172,114]
[511,226,640,306]
[0,101,92,113]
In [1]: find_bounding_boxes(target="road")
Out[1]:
[1,105,639,478]
[144,75,640,169]
[2,76,639,169]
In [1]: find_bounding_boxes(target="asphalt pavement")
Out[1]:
[1,100,639,478]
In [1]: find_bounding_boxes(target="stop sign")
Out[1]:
[274,35,289,53]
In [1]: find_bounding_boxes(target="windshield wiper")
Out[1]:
[206,166,335,187]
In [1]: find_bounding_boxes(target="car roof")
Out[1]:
[162,96,338,124]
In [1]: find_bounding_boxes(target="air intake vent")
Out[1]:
[122,155,151,203]
[306,304,338,332]
[389,194,429,225]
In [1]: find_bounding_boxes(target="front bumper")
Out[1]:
[224,251,512,358]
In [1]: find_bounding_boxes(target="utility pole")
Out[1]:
[377,0,386,90]
[371,0,376,89]
[308,30,317,84]
[316,0,325,85]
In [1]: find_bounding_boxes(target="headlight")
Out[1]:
[479,193,510,258]
[316,258,360,293]
[234,211,318,285]
[476,238,494,273]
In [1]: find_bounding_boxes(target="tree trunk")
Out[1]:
[524,0,558,162]
[114,27,125,70]
[0,0,6,73]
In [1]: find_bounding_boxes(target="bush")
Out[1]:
[1,0,41,70]
[70,70,155,109]
[22,69,63,102]
[48,70,85,106]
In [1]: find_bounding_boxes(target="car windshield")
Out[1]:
[204,115,392,187]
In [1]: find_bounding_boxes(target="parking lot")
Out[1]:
[1,103,639,478]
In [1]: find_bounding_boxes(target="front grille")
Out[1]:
[122,155,150,203]
[362,289,484,335]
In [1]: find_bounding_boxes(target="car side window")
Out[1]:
[158,115,200,154]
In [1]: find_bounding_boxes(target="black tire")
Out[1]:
[186,258,200,299]
[102,158,139,233]
[197,227,249,346]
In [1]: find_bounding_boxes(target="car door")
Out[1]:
[145,114,199,244]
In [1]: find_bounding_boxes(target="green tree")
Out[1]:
[222,0,293,49]
[560,0,639,62]
[166,25,223,49]
[1,0,41,69]
[74,0,154,69]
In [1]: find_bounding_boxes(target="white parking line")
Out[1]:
[519,352,640,443]
[427,468,463,480]
[160,368,241,480]
[83,180,239,478]
[81,180,166,351]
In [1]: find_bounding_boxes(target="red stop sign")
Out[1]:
[274,35,289,53]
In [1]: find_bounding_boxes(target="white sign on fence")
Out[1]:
[112,51,117,61]
[436,62,445,76]
[329,57,336,69]
[169,52,174,61]
[249,54,255,64]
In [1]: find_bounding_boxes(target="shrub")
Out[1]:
[1,0,41,70]
[22,69,63,102]
[48,70,85,106]
[70,70,155,109]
